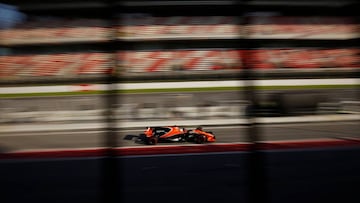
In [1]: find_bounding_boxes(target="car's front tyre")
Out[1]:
[146,136,158,145]
[195,135,206,144]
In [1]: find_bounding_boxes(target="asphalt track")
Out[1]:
[0,88,358,152]
[0,121,358,152]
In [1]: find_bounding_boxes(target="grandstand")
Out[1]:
[1,48,358,79]
[0,2,359,82]
[0,52,112,79]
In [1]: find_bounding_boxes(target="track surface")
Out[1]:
[0,121,358,152]
[0,88,358,152]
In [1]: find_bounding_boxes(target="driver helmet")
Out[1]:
[196,126,203,131]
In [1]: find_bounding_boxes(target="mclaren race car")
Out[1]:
[185,126,216,144]
[139,126,216,145]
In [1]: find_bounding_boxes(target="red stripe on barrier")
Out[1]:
[0,148,107,159]
[0,139,359,160]
[115,143,251,156]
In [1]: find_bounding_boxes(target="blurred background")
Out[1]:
[0,1,359,203]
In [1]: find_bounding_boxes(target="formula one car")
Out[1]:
[186,126,216,144]
[139,126,215,145]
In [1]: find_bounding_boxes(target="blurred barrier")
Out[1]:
[2,101,360,124]
[0,105,245,123]
[2,84,359,127]
[339,101,360,114]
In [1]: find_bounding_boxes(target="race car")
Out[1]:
[186,126,216,144]
[139,126,215,145]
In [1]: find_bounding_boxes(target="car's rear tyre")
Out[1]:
[147,137,158,145]
[195,135,206,144]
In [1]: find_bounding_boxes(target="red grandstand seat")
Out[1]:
[76,53,110,74]
[333,49,359,67]
[249,50,276,69]
[283,49,319,68]
[0,55,32,77]
[32,54,73,76]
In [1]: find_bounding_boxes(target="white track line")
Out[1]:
[0,78,358,94]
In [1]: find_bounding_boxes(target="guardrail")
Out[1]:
[2,98,359,124]
[1,111,359,134]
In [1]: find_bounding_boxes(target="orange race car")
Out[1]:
[139,126,216,145]
[186,126,216,144]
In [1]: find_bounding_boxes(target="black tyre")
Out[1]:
[195,135,206,144]
[147,137,158,145]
